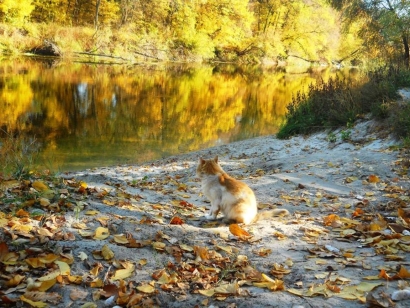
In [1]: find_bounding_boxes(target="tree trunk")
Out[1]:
[95,0,102,30]
[403,34,409,67]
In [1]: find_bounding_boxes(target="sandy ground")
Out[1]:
[57,116,410,308]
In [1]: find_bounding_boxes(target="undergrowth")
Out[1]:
[277,66,410,142]
[0,129,40,179]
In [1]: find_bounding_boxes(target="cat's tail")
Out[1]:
[255,208,290,222]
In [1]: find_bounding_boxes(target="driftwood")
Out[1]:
[30,40,62,56]
[74,52,131,61]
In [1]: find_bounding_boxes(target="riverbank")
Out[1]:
[52,116,409,307]
[1,115,409,307]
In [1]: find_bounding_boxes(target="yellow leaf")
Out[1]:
[39,197,50,207]
[93,227,110,240]
[156,271,171,284]
[139,259,147,266]
[345,176,358,183]
[72,222,88,229]
[112,262,135,280]
[356,281,384,292]
[85,210,99,215]
[20,295,48,308]
[6,274,25,287]
[229,224,250,238]
[38,278,57,292]
[287,288,304,296]
[25,258,46,268]
[214,282,239,294]
[101,245,114,260]
[37,227,54,237]
[55,261,70,276]
[38,270,60,281]
[216,245,233,254]
[152,242,166,251]
[68,275,83,284]
[78,230,94,237]
[136,283,155,293]
[198,289,215,297]
[253,280,285,291]
[113,234,129,244]
[90,278,104,288]
[179,244,194,251]
[32,181,49,192]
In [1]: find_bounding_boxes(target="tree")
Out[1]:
[0,0,34,26]
[330,0,410,65]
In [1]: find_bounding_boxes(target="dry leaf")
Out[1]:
[70,288,88,301]
[136,283,156,293]
[170,216,184,225]
[111,262,135,280]
[229,224,250,238]
[32,181,49,192]
[55,261,70,275]
[93,227,110,240]
[368,175,380,183]
[101,245,114,260]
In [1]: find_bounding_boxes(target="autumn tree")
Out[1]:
[0,0,34,26]
[330,0,410,65]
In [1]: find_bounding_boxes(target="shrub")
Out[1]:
[277,66,410,139]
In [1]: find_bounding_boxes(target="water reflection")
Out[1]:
[0,58,358,171]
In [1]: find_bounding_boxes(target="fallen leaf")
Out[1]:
[229,224,251,238]
[136,283,155,293]
[101,245,114,260]
[93,227,110,240]
[368,175,380,183]
[20,295,48,308]
[32,181,49,192]
[170,216,184,225]
[111,262,135,280]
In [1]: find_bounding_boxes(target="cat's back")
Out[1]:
[218,173,254,197]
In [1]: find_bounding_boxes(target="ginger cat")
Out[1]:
[197,156,289,224]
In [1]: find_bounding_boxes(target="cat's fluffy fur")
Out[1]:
[197,156,289,224]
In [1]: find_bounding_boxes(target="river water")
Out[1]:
[0,58,358,172]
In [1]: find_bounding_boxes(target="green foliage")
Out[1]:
[277,67,410,139]
[340,129,351,141]
[391,103,410,141]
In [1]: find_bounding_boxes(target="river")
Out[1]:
[0,57,359,172]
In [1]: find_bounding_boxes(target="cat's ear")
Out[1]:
[214,156,218,163]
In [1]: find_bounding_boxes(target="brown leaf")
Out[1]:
[194,246,209,262]
[368,175,380,183]
[69,288,88,301]
[229,224,250,238]
[170,216,184,225]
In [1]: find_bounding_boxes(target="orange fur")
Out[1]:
[197,156,289,224]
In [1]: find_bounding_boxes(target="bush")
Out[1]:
[277,66,410,139]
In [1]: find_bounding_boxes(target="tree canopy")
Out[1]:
[0,0,408,65]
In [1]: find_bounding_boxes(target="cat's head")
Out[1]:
[196,156,224,177]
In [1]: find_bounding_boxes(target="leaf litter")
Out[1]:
[0,118,409,307]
